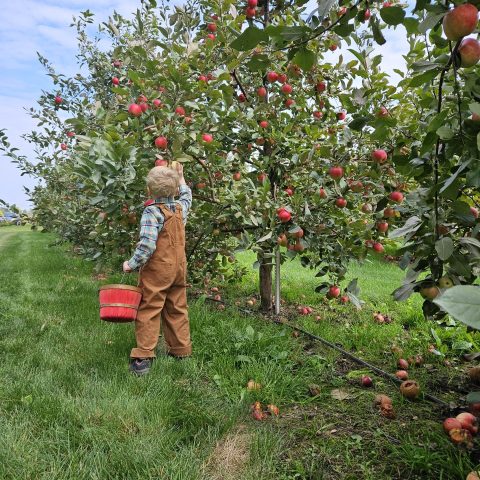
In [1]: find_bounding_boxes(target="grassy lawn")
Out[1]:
[0,226,478,479]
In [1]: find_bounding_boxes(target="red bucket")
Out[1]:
[99,284,142,323]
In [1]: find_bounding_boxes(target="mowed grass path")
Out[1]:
[0,227,477,479]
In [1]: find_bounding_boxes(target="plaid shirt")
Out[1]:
[127,184,192,270]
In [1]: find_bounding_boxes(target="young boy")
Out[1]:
[123,163,192,375]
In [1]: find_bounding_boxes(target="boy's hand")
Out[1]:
[176,162,186,185]
[123,261,133,273]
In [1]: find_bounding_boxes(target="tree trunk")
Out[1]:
[259,257,273,312]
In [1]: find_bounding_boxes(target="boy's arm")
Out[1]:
[126,206,164,270]
[176,163,192,222]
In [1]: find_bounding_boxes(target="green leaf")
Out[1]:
[371,17,386,45]
[434,286,480,329]
[334,22,355,37]
[436,125,454,140]
[349,116,371,131]
[230,26,268,51]
[440,159,471,193]
[293,48,316,71]
[390,216,423,239]
[409,68,440,87]
[435,237,454,260]
[418,11,445,34]
[380,6,406,26]
[469,102,480,116]
[246,54,269,71]
[466,392,480,404]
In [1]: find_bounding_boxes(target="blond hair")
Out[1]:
[147,166,180,197]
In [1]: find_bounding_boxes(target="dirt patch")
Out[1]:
[202,425,250,480]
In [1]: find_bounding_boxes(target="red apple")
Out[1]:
[233,172,241,181]
[337,110,346,120]
[313,110,323,119]
[340,295,349,304]
[444,417,462,433]
[278,209,292,223]
[395,370,409,380]
[329,285,341,298]
[238,93,246,102]
[316,81,326,92]
[267,71,278,82]
[277,73,287,83]
[284,98,295,107]
[259,120,269,128]
[207,23,217,32]
[293,228,304,238]
[113,60,122,67]
[66,131,75,138]
[329,166,344,180]
[471,206,479,218]
[384,207,396,218]
[137,95,147,103]
[112,77,119,85]
[128,103,143,117]
[456,412,479,434]
[389,191,404,203]
[377,106,388,117]
[246,7,256,18]
[155,136,168,149]
[350,180,363,193]
[153,99,162,108]
[443,3,478,41]
[459,38,480,67]
[140,102,149,113]
[338,6,347,15]
[335,197,347,208]
[361,375,373,387]
[198,75,208,82]
[373,242,384,253]
[281,84,293,94]
[360,203,372,214]
[60,143,67,150]
[257,172,267,182]
[257,87,267,97]
[54,95,62,105]
[377,221,389,233]
[398,358,409,369]
[248,0,258,6]
[277,233,288,246]
[329,44,338,51]
[202,133,214,143]
[175,106,186,116]
[319,188,328,199]
[155,159,168,167]
[363,9,371,21]
[372,149,388,163]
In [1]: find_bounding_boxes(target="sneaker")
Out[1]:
[129,358,152,376]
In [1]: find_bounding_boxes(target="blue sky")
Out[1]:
[0,0,409,209]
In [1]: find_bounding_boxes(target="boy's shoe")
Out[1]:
[129,358,152,376]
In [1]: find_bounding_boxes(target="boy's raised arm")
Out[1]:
[176,163,192,221]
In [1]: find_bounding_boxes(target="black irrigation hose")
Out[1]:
[204,296,453,410]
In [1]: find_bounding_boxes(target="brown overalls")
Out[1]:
[130,203,192,359]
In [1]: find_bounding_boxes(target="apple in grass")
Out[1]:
[128,103,143,117]
[442,3,478,41]
[328,285,341,298]
[459,38,480,67]
[329,166,344,180]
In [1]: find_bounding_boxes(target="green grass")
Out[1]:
[0,226,478,480]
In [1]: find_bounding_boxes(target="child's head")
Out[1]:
[147,166,180,197]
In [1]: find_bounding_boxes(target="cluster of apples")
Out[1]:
[418,275,454,301]
[443,412,478,449]
[277,228,305,252]
[442,4,480,67]
[373,311,393,324]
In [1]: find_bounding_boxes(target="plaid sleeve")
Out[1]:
[127,206,164,270]
[177,184,192,224]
